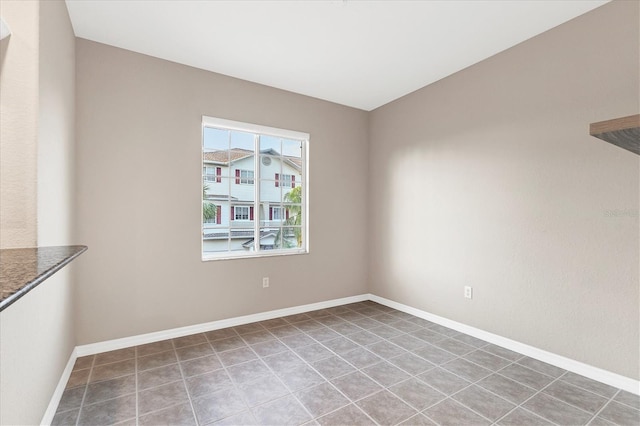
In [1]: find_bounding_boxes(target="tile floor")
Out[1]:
[52,301,640,426]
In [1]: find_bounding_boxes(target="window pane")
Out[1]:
[231,229,255,252]
[203,179,227,229]
[282,139,302,159]
[260,152,282,208]
[282,204,303,226]
[231,164,255,200]
[203,128,231,179]
[202,175,230,200]
[203,160,230,179]
[203,127,229,151]
[282,185,302,203]
[281,226,303,249]
[258,227,280,251]
[203,228,230,254]
[230,130,254,150]
[229,131,255,191]
[259,135,280,153]
[260,155,281,183]
[204,173,231,196]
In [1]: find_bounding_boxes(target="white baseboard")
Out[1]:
[76,294,369,357]
[368,294,640,395]
[68,292,638,398]
[41,348,77,425]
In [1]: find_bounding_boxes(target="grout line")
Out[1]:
[556,375,624,401]
[338,309,556,425]
[486,366,564,425]
[198,333,252,424]
[533,374,609,418]
[137,355,211,410]
[236,324,331,425]
[587,388,621,425]
[495,405,561,426]
[281,317,378,415]
[430,380,501,424]
[324,306,498,424]
[607,393,640,412]
[74,355,96,426]
[282,310,421,424]
[170,339,201,425]
[260,307,392,424]
[493,371,574,426]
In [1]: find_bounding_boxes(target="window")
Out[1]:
[203,166,221,183]
[277,174,295,188]
[271,206,284,221]
[237,169,254,185]
[275,173,296,188]
[202,116,308,260]
[203,166,215,182]
[233,206,250,221]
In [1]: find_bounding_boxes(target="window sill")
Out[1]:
[202,249,308,262]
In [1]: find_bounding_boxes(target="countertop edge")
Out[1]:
[0,245,88,312]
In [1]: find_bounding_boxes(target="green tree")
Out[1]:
[203,184,216,222]
[276,186,302,248]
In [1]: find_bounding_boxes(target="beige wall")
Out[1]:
[369,1,639,379]
[0,1,636,422]
[0,1,77,424]
[0,0,38,248]
[74,39,369,344]
[38,0,76,246]
[0,267,75,425]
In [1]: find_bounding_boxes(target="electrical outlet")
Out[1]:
[464,286,473,299]
[262,277,269,288]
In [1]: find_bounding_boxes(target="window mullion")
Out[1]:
[302,139,307,252]
[227,130,232,251]
[254,134,260,252]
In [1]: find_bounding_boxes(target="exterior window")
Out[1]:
[203,166,216,182]
[238,169,254,185]
[202,116,308,260]
[203,166,221,183]
[281,174,294,188]
[234,206,250,221]
[271,206,284,221]
[274,173,295,188]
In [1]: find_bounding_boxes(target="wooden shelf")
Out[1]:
[590,114,640,155]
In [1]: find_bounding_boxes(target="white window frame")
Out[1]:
[280,174,293,188]
[272,206,284,221]
[234,205,250,221]
[203,166,217,182]
[202,116,309,261]
[239,169,254,185]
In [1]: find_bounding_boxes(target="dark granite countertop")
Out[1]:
[0,245,87,312]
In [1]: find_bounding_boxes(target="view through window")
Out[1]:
[202,116,308,260]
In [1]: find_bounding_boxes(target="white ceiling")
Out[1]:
[65,0,608,111]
